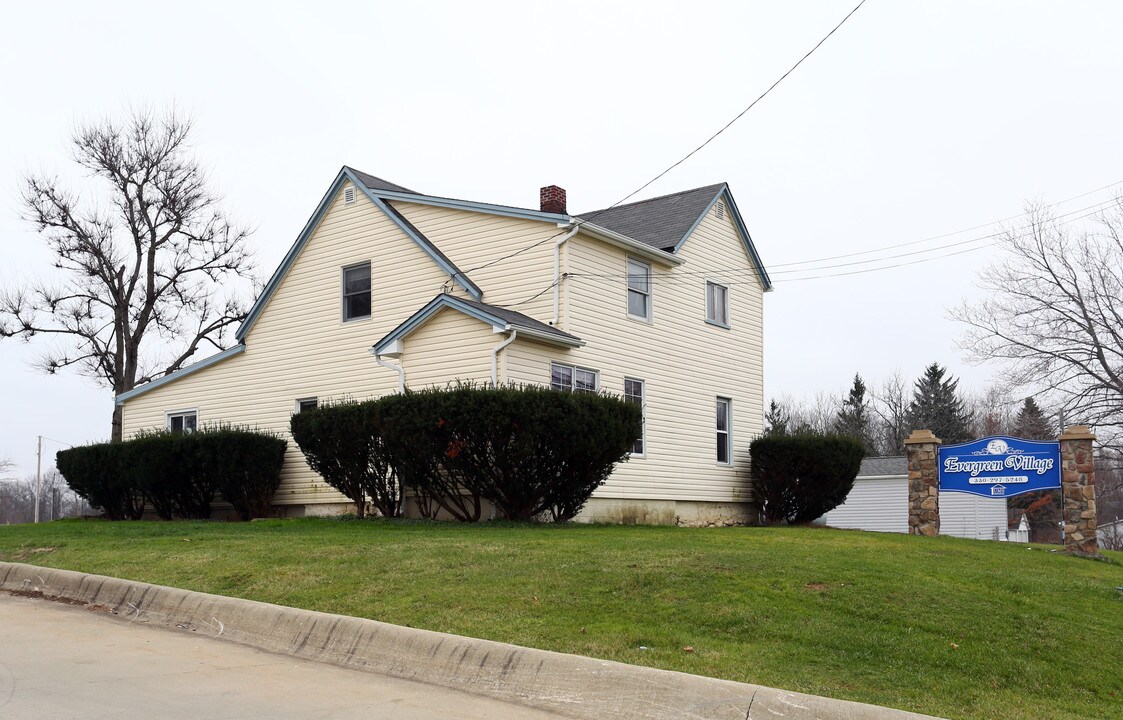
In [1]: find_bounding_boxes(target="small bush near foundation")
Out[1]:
[290,401,400,519]
[379,384,642,522]
[749,433,865,525]
[56,442,145,520]
[197,428,288,521]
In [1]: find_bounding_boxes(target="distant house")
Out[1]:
[115,167,772,524]
[818,456,1009,540]
[1099,517,1123,551]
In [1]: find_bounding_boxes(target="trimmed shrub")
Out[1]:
[56,427,286,521]
[749,433,865,525]
[290,401,400,519]
[55,443,144,520]
[379,384,642,522]
[196,428,287,520]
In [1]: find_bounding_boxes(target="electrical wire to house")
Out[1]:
[459,0,870,278]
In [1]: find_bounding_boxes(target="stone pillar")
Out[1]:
[1059,425,1098,554]
[904,429,941,536]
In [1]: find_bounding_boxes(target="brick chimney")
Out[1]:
[540,185,567,214]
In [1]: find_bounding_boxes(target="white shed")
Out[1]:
[818,457,1009,540]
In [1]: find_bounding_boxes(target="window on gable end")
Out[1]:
[624,378,645,456]
[626,258,651,321]
[342,262,372,321]
[706,281,730,327]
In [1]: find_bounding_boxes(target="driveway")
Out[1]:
[0,592,564,719]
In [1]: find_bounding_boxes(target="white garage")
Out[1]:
[817,457,1009,540]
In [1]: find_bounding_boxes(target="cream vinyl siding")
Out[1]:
[389,201,561,320]
[401,308,497,388]
[120,182,462,506]
[506,206,765,504]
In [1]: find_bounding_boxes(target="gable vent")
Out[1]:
[714,201,725,220]
[343,186,357,205]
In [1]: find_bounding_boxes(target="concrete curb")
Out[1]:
[1,562,941,720]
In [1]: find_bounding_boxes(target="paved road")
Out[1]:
[0,592,565,719]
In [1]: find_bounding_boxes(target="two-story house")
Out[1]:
[116,167,772,524]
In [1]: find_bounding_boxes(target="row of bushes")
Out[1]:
[290,384,642,522]
[56,427,286,521]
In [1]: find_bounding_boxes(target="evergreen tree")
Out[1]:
[763,400,790,437]
[1012,397,1053,440]
[906,363,974,444]
[834,373,875,453]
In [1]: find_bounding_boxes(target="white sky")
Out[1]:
[3,1,1122,477]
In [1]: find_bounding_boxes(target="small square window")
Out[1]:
[167,410,197,433]
[343,263,371,321]
[296,398,318,413]
[626,258,651,320]
[706,281,729,327]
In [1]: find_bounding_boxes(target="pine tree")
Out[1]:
[906,363,974,444]
[763,400,790,437]
[1012,397,1053,440]
[834,373,874,453]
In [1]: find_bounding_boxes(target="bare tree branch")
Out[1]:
[0,107,256,440]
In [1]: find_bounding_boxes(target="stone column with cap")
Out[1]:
[904,429,942,536]
[1059,425,1098,554]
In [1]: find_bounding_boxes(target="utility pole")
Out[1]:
[34,435,42,524]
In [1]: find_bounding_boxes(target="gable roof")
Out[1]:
[346,167,418,195]
[373,294,583,356]
[235,167,481,343]
[577,184,726,252]
[577,183,772,290]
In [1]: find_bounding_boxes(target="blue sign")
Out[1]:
[938,436,1061,498]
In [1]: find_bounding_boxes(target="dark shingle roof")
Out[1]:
[859,456,907,477]
[347,166,418,195]
[454,297,582,345]
[575,183,725,251]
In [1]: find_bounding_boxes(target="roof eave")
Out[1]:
[671,185,772,291]
[575,221,684,267]
[115,344,246,406]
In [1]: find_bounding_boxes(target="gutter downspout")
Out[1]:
[490,328,518,387]
[553,223,580,327]
[373,353,406,393]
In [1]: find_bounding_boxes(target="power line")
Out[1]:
[768,179,1123,269]
[460,0,869,277]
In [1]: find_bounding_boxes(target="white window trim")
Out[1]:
[341,261,372,323]
[550,362,599,393]
[166,408,199,433]
[705,280,731,329]
[295,397,319,413]
[626,257,653,323]
[716,397,732,466]
[624,377,646,458]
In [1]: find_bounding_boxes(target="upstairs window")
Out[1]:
[626,258,651,320]
[167,410,197,433]
[342,262,371,321]
[624,378,645,456]
[706,281,729,327]
[551,362,598,393]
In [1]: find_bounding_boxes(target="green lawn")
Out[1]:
[1,519,1120,720]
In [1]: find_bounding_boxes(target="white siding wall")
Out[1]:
[402,308,496,389]
[820,476,909,533]
[120,183,462,507]
[504,207,766,504]
[820,477,1009,540]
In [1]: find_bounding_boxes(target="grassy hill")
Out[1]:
[1,519,1120,719]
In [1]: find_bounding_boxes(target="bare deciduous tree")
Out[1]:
[954,201,1123,447]
[872,371,909,455]
[0,108,255,440]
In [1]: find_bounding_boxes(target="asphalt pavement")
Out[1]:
[0,592,565,719]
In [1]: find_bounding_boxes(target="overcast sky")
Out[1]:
[3,1,1122,477]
